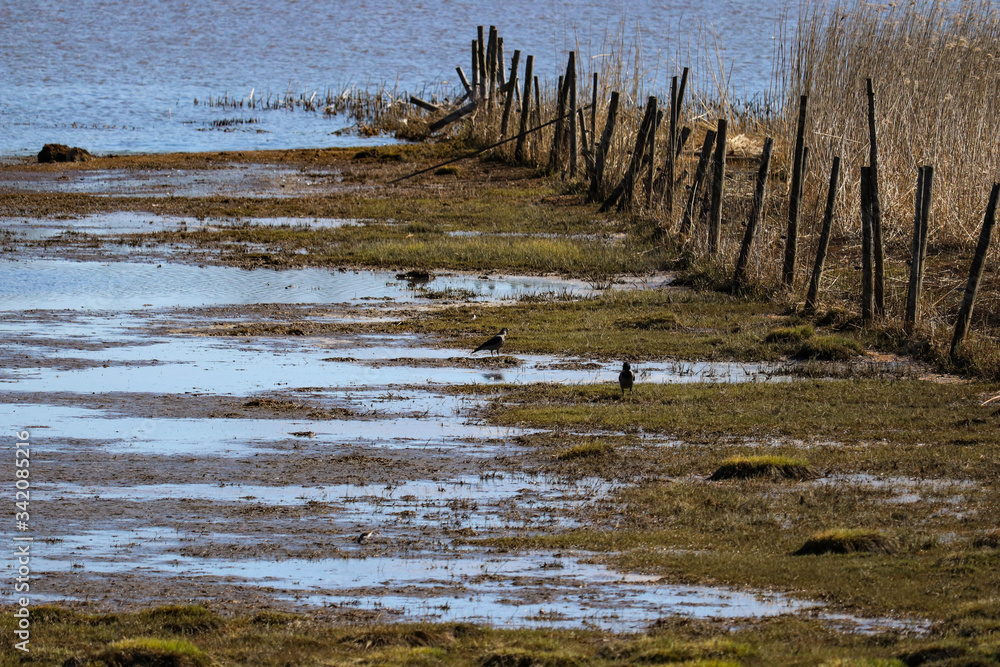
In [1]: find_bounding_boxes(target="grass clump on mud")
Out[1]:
[793,528,899,555]
[9,604,1000,666]
[708,455,819,481]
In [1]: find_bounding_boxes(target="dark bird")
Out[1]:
[618,361,635,397]
[356,529,377,545]
[473,328,508,356]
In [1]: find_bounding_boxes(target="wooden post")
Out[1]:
[708,118,727,255]
[783,94,808,286]
[567,52,578,178]
[734,137,774,290]
[591,90,619,202]
[409,96,440,112]
[951,183,1000,360]
[477,27,486,101]
[591,72,598,152]
[917,166,933,316]
[600,96,656,213]
[486,26,497,106]
[550,75,567,171]
[532,76,541,160]
[905,167,926,332]
[867,78,885,316]
[805,157,842,313]
[497,38,506,90]
[861,166,874,323]
[514,55,534,162]
[471,40,479,101]
[662,75,678,213]
[680,129,716,235]
[499,50,521,139]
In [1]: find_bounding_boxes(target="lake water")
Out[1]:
[1,0,794,157]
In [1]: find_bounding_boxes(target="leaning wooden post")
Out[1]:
[600,96,656,213]
[456,67,474,99]
[708,118,728,255]
[514,55,534,162]
[867,78,885,316]
[734,137,774,291]
[905,167,927,332]
[805,156,842,313]
[499,50,521,139]
[860,166,875,323]
[917,166,933,313]
[680,129,716,235]
[590,90,619,202]
[645,106,659,208]
[783,94,809,286]
[951,183,1000,360]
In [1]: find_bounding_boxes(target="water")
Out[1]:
[0,0,795,157]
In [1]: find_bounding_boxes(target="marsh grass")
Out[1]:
[472,379,999,446]
[10,604,996,667]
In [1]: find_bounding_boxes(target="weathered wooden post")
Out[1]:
[783,95,808,286]
[471,40,480,101]
[486,26,497,107]
[905,167,926,332]
[477,27,487,101]
[456,67,474,99]
[514,55,534,162]
[734,137,774,291]
[708,118,727,255]
[680,129,716,235]
[499,50,521,139]
[590,72,598,152]
[860,166,874,323]
[644,107,660,208]
[549,75,567,171]
[566,52,578,178]
[951,183,1000,360]
[805,157,842,313]
[867,78,885,316]
[591,90,619,202]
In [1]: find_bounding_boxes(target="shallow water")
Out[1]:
[0,260,593,311]
[1,0,796,156]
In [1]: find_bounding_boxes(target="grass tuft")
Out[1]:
[94,637,210,667]
[708,455,819,481]
[135,605,220,634]
[765,325,815,344]
[796,335,866,361]
[555,440,615,461]
[793,528,898,556]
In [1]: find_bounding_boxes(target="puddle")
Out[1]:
[4,212,367,240]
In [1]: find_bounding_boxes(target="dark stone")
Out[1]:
[38,143,93,163]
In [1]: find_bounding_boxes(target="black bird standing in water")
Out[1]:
[473,328,508,356]
[618,361,635,397]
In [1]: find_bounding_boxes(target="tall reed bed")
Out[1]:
[786,0,1000,246]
